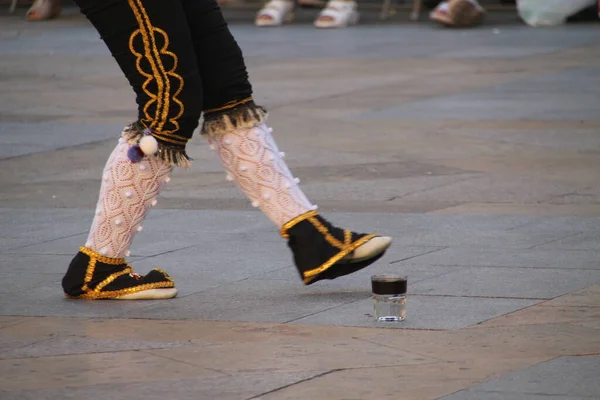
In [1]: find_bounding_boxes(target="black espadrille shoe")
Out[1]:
[62,247,177,300]
[281,211,392,285]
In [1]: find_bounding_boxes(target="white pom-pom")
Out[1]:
[136,225,143,232]
[151,199,158,207]
[139,135,158,156]
[226,173,234,181]
[251,201,260,208]
[126,250,131,257]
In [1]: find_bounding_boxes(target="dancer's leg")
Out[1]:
[62,0,203,299]
[182,0,392,285]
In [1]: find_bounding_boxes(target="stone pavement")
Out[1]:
[1,5,600,400]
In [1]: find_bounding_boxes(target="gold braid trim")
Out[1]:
[94,268,133,293]
[67,281,175,300]
[307,216,346,249]
[74,247,175,299]
[82,256,95,292]
[204,97,253,113]
[280,210,320,239]
[302,234,377,285]
[344,229,352,246]
[153,268,174,282]
[152,131,188,146]
[79,247,125,265]
[127,0,185,136]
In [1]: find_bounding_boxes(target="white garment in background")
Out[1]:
[517,0,595,26]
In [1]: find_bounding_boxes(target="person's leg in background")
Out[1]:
[182,0,392,285]
[25,0,62,20]
[62,0,204,299]
[253,0,358,28]
[430,0,485,27]
[448,0,485,27]
[254,0,296,26]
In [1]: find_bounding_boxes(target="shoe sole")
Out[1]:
[305,236,392,285]
[314,10,359,28]
[345,236,392,263]
[116,288,178,300]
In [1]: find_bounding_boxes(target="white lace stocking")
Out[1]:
[85,139,173,258]
[207,123,315,228]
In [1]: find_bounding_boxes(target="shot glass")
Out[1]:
[371,275,407,322]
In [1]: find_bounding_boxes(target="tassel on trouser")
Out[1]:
[203,106,392,285]
[62,134,177,300]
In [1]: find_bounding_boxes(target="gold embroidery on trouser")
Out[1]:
[127,0,186,142]
[204,97,253,113]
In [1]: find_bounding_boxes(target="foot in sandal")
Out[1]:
[430,0,485,27]
[429,1,455,26]
[314,0,359,28]
[255,0,295,27]
[26,0,61,21]
[448,0,485,28]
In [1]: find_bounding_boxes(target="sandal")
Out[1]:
[429,1,455,26]
[448,0,485,27]
[281,211,392,285]
[62,247,177,300]
[26,0,61,21]
[314,0,359,28]
[255,0,295,27]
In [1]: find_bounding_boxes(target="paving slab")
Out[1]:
[406,247,600,269]
[358,66,600,121]
[0,371,326,400]
[0,123,124,159]
[440,356,600,400]
[411,267,600,299]
[291,295,540,330]
[0,335,191,360]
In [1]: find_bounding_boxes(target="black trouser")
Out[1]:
[75,0,255,151]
